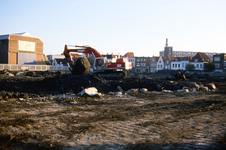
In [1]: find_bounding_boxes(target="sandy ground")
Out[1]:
[0,91,226,150]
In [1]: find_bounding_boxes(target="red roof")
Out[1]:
[154,57,159,62]
[190,52,211,63]
[168,56,177,61]
[124,52,134,58]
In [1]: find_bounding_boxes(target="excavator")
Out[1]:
[63,45,132,79]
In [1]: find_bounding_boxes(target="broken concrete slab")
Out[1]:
[78,87,101,97]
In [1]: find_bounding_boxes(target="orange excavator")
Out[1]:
[63,45,132,79]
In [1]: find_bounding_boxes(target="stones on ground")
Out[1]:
[189,82,199,91]
[116,92,123,97]
[15,72,27,76]
[140,88,148,92]
[117,86,123,92]
[177,86,190,92]
[78,87,101,97]
[2,72,14,76]
[206,83,216,90]
[162,90,173,93]
[199,86,209,92]
[25,71,36,76]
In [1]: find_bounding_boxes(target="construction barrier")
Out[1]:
[0,64,69,71]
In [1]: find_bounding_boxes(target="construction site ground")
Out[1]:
[0,70,226,150]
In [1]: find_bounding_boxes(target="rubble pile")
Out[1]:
[0,70,225,99]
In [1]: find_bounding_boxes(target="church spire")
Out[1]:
[166,38,168,47]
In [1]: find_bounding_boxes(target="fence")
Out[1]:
[0,64,70,71]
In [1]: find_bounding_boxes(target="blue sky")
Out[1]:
[1,0,226,56]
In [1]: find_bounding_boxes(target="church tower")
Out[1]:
[164,38,173,57]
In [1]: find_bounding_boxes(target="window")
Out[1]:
[141,63,146,67]
[166,60,169,64]
[178,64,180,68]
[214,57,220,61]
[215,63,220,68]
[200,64,203,68]
[136,63,140,67]
[173,64,174,68]
[182,63,184,67]
[158,65,160,68]
[161,65,162,68]
[196,64,199,68]
[195,59,198,62]
[137,58,140,62]
[141,58,146,62]
[175,64,177,68]
[159,60,161,63]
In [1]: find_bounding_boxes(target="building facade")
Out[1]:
[0,32,43,65]
[156,56,165,71]
[190,52,212,71]
[213,53,226,72]
[150,56,159,73]
[134,57,150,73]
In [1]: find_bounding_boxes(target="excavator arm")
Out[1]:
[64,45,103,64]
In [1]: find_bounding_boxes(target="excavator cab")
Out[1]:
[93,57,108,71]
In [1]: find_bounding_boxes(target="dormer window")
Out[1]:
[195,59,198,62]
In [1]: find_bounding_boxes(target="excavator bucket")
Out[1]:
[70,57,91,75]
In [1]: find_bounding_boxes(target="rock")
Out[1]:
[206,83,216,90]
[25,71,36,76]
[116,92,122,97]
[140,88,148,92]
[177,87,190,92]
[3,72,14,76]
[162,90,173,93]
[71,57,91,75]
[117,86,123,92]
[156,84,162,90]
[78,87,100,97]
[16,72,27,76]
[200,86,209,92]
[189,82,199,91]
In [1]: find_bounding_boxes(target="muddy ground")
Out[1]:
[0,70,226,150]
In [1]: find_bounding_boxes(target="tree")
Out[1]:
[186,63,195,71]
[204,63,215,72]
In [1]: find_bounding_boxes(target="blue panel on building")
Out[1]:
[18,53,36,65]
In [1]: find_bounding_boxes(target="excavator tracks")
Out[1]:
[93,70,127,80]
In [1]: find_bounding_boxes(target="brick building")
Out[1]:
[0,32,43,65]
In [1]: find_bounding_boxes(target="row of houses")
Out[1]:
[48,51,226,73]
[124,52,226,73]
